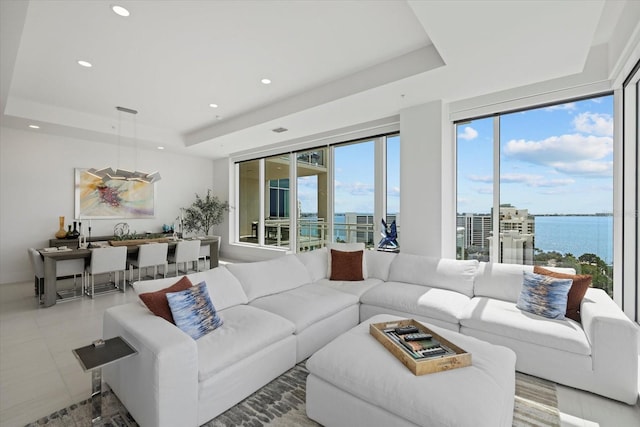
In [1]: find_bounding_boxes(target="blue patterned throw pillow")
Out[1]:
[516,271,573,320]
[166,281,223,340]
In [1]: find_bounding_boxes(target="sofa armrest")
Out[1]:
[581,288,639,404]
[103,303,199,427]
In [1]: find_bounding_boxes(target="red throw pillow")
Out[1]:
[139,276,193,324]
[533,266,592,322]
[330,249,364,281]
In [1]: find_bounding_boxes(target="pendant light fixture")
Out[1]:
[87,106,161,184]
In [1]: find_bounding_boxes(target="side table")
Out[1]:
[72,336,137,424]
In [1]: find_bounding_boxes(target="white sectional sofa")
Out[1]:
[103,246,639,427]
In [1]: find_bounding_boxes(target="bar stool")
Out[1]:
[128,242,168,284]
[85,246,128,298]
[168,240,201,276]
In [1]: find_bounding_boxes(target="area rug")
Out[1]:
[26,364,559,427]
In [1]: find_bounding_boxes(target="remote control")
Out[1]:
[395,325,419,335]
[418,347,446,357]
[404,333,433,341]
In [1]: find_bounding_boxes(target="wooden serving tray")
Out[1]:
[370,318,471,376]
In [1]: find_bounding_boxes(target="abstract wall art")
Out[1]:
[75,168,156,218]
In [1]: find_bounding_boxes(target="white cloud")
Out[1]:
[551,160,613,176]
[499,173,574,188]
[475,186,493,195]
[467,175,492,183]
[348,182,374,196]
[335,181,374,196]
[387,186,400,197]
[544,102,576,112]
[458,126,478,140]
[573,112,613,136]
[503,134,612,177]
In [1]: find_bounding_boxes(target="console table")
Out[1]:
[39,237,219,307]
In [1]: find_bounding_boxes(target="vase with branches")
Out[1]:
[182,190,230,236]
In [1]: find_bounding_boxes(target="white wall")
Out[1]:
[399,100,443,257]
[0,126,215,284]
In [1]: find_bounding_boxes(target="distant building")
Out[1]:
[458,205,535,264]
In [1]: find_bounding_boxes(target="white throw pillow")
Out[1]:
[325,242,368,279]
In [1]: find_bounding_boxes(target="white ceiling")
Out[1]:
[1,0,636,159]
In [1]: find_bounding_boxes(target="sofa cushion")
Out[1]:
[315,277,383,298]
[296,247,328,281]
[197,305,295,382]
[534,266,592,322]
[364,250,396,281]
[330,249,364,281]
[516,271,573,320]
[167,282,224,340]
[132,266,249,311]
[387,253,478,297]
[460,297,591,356]
[360,281,472,326]
[227,254,312,301]
[326,242,368,279]
[138,276,193,324]
[249,284,359,333]
[474,263,576,303]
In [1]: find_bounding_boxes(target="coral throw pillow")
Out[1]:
[534,266,592,322]
[138,276,193,324]
[330,249,364,281]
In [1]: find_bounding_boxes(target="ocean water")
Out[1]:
[316,213,614,265]
[532,216,613,264]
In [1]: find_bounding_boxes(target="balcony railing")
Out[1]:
[261,218,396,251]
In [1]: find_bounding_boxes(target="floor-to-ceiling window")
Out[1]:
[333,139,375,246]
[234,132,399,252]
[621,60,640,321]
[265,154,290,248]
[456,117,494,261]
[386,135,401,244]
[297,148,329,251]
[238,160,260,244]
[456,94,614,297]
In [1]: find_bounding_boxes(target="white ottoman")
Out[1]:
[306,314,516,427]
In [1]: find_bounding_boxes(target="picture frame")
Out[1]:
[74,168,156,219]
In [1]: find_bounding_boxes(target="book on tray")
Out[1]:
[384,329,451,359]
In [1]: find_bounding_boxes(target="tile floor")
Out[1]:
[1,277,639,427]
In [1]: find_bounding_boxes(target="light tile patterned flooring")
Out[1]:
[1,277,639,427]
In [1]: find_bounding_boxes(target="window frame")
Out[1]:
[233,131,400,252]
[455,92,615,284]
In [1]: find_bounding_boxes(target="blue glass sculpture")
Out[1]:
[378,219,399,252]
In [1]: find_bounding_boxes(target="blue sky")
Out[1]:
[297,136,400,216]
[457,95,613,215]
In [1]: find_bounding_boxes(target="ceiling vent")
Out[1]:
[272,127,288,133]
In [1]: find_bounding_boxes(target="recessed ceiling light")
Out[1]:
[261,78,272,85]
[157,146,165,150]
[28,124,40,129]
[112,5,130,17]
[78,60,92,68]
[272,127,288,133]
[209,103,218,108]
